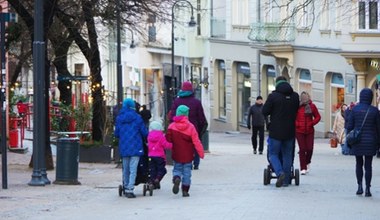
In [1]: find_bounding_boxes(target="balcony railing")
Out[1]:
[248,22,295,43]
[211,17,226,38]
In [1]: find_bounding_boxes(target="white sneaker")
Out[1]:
[300,170,307,175]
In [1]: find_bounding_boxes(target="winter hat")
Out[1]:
[256,96,263,100]
[123,98,135,110]
[359,88,373,104]
[149,121,163,131]
[176,105,189,117]
[181,81,193,92]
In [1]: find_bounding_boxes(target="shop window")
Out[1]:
[330,72,345,116]
[267,66,276,95]
[299,68,312,94]
[218,61,226,118]
[237,62,251,124]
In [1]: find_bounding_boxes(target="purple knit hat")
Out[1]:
[181,81,193,92]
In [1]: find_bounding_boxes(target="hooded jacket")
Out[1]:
[147,130,172,159]
[347,88,380,156]
[169,94,208,137]
[295,100,321,134]
[114,107,148,157]
[166,116,205,163]
[262,81,299,140]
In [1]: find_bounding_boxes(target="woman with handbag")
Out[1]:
[332,104,349,154]
[347,88,380,197]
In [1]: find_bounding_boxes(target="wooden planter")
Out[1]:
[79,145,112,163]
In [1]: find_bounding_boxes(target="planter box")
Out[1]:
[79,145,112,163]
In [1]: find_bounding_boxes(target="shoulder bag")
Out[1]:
[346,108,370,147]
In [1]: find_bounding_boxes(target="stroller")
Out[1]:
[263,137,300,186]
[118,143,154,197]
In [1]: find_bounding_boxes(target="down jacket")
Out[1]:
[347,88,380,156]
[147,130,172,159]
[295,100,321,134]
[166,116,204,163]
[114,107,148,157]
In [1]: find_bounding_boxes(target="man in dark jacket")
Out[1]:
[247,96,266,154]
[170,81,207,170]
[262,76,299,187]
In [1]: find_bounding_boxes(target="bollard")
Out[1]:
[53,137,81,185]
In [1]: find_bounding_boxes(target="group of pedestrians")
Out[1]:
[247,76,380,196]
[114,81,207,198]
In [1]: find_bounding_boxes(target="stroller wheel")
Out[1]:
[295,169,300,186]
[143,184,147,196]
[263,168,269,185]
[118,185,123,197]
[149,187,153,196]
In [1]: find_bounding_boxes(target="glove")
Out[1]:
[247,125,251,130]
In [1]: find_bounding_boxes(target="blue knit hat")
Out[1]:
[176,105,189,116]
[122,98,135,109]
[149,121,163,131]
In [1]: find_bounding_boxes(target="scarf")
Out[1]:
[301,100,312,115]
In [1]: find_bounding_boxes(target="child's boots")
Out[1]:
[182,185,190,197]
[172,176,181,194]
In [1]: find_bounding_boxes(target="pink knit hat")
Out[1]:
[181,81,193,92]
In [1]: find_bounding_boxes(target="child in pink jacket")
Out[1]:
[147,121,172,189]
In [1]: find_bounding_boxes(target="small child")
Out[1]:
[147,121,172,189]
[115,98,148,198]
[166,105,205,197]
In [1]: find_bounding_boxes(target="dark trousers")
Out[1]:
[296,132,315,170]
[355,156,373,187]
[251,126,264,152]
[149,157,167,183]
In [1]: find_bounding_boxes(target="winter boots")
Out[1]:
[182,185,190,197]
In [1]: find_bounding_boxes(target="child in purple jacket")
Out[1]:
[147,121,172,189]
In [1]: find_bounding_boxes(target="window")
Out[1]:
[218,61,226,118]
[232,0,249,25]
[335,0,343,31]
[237,63,251,125]
[298,68,312,95]
[359,0,380,30]
[296,0,312,28]
[267,66,276,95]
[320,0,330,30]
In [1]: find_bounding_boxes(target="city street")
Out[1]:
[1,132,380,220]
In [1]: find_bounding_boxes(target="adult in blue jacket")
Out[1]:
[115,98,148,198]
[347,88,380,197]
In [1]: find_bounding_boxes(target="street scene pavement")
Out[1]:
[1,131,380,220]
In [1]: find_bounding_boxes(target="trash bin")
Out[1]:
[53,137,81,185]
[202,130,209,152]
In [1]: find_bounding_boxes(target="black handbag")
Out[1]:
[347,108,370,147]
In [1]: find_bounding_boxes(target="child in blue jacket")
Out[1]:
[115,98,148,198]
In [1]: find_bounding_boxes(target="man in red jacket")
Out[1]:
[166,105,204,197]
[295,91,321,175]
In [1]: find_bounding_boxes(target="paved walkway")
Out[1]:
[1,132,380,220]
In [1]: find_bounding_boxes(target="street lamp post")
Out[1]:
[116,0,122,110]
[171,0,196,101]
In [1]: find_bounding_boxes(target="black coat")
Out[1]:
[347,88,380,156]
[247,103,265,127]
[262,82,299,140]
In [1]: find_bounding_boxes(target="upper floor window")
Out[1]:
[320,0,330,30]
[359,0,379,30]
[232,0,249,26]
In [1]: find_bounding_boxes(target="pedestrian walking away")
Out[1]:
[140,104,152,129]
[147,121,172,190]
[295,92,321,175]
[332,103,349,155]
[347,88,380,197]
[247,95,266,155]
[169,81,208,170]
[262,76,299,187]
[115,98,148,198]
[166,105,205,197]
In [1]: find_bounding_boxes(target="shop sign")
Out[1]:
[371,60,380,70]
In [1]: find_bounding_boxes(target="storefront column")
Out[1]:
[357,73,366,99]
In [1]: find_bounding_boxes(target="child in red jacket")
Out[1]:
[166,105,204,197]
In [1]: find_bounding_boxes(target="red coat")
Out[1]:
[166,116,204,163]
[295,101,321,134]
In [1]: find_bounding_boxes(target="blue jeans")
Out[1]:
[268,138,294,183]
[173,161,192,186]
[122,156,140,193]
